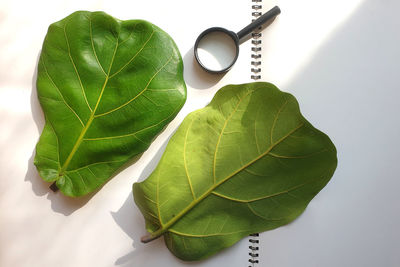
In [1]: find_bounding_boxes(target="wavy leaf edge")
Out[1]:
[34,11,186,197]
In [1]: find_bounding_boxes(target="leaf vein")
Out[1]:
[63,23,92,112]
[47,120,61,169]
[86,167,99,180]
[270,97,289,144]
[254,104,262,154]
[243,168,268,177]
[148,101,306,239]
[246,203,285,222]
[184,117,196,199]
[41,60,85,127]
[169,229,248,238]
[143,194,157,204]
[59,30,119,175]
[213,90,254,183]
[109,29,155,78]
[37,155,59,165]
[89,17,107,76]
[118,23,138,46]
[147,88,177,92]
[85,104,181,141]
[268,149,328,159]
[38,96,62,102]
[94,54,174,117]
[76,171,88,190]
[156,170,163,226]
[211,178,310,203]
[67,159,125,172]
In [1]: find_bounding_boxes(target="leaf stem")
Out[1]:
[57,29,119,177]
[142,122,305,242]
[141,234,161,243]
[49,182,59,192]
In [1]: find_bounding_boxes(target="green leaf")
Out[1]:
[133,82,337,261]
[34,11,186,197]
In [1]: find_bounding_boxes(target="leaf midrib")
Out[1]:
[58,21,119,175]
[57,19,158,177]
[150,99,305,239]
[59,73,111,175]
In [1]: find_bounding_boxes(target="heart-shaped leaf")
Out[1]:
[133,82,337,261]
[34,11,186,197]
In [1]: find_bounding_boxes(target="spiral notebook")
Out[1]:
[5,0,399,266]
[0,1,278,267]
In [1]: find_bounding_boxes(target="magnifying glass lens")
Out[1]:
[194,6,280,74]
[196,31,238,73]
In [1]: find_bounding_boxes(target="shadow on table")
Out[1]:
[111,137,178,266]
[25,149,95,215]
[182,46,226,90]
[111,0,400,265]
[24,52,95,215]
[111,125,238,266]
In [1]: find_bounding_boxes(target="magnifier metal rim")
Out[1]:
[194,27,239,74]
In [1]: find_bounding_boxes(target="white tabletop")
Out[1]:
[1,1,399,267]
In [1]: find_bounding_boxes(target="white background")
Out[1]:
[1,0,399,266]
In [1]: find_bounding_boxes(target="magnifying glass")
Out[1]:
[194,6,281,74]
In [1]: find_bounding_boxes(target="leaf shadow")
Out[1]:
[111,125,242,266]
[25,50,170,216]
[111,136,175,265]
[109,1,400,265]
[111,194,168,266]
[112,195,221,267]
[24,51,95,215]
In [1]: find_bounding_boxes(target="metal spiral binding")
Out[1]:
[249,3,261,265]
[248,233,260,266]
[249,3,262,265]
[250,0,262,81]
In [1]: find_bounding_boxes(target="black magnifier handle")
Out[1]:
[237,6,281,40]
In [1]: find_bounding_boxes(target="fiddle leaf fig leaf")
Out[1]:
[133,82,337,261]
[34,11,186,197]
